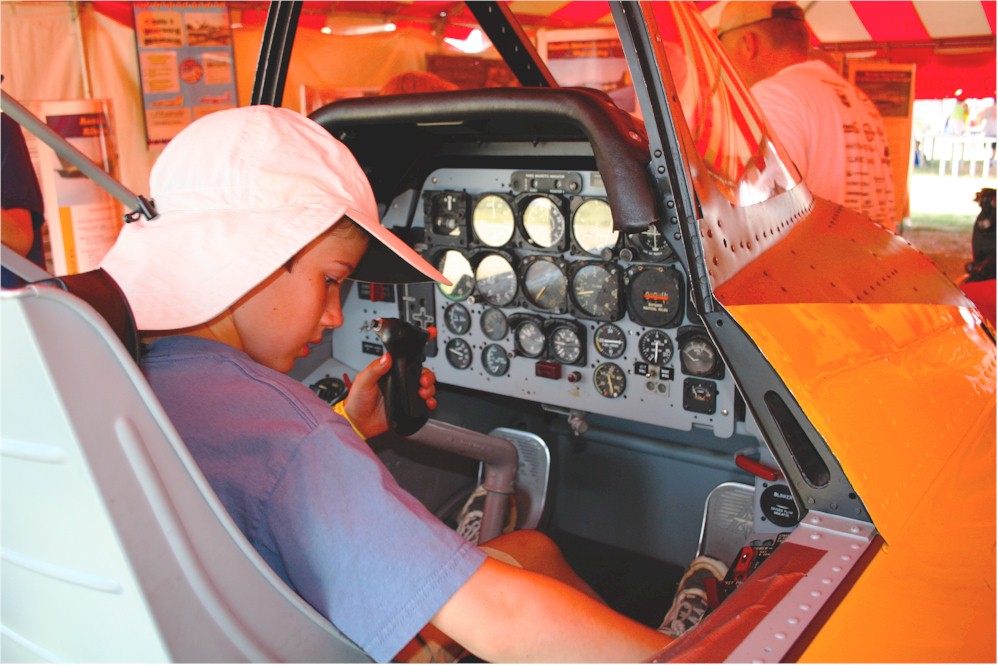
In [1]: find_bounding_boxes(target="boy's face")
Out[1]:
[230,225,369,372]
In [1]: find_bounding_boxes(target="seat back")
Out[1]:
[1,281,371,662]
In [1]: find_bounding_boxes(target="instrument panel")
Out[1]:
[337,168,739,437]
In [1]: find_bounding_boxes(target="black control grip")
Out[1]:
[372,318,433,435]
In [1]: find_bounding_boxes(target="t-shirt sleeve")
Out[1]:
[265,421,486,662]
[1,114,44,215]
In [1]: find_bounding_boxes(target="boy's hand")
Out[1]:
[344,354,437,438]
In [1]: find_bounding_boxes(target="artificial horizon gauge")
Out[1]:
[472,194,515,247]
[514,318,546,358]
[475,253,518,307]
[680,334,721,377]
[482,343,511,377]
[571,262,620,320]
[593,362,627,398]
[593,323,626,359]
[445,337,473,369]
[522,196,566,248]
[480,307,509,340]
[638,329,674,366]
[436,250,475,301]
[522,257,567,311]
[572,199,619,256]
[444,302,471,335]
[627,266,682,327]
[549,324,583,365]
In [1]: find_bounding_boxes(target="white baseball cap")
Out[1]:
[101,105,447,331]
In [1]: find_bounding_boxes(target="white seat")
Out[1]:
[1,280,371,662]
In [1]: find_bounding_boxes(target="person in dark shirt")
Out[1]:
[2,111,46,286]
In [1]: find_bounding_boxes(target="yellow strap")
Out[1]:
[332,400,367,440]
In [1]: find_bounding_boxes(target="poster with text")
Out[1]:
[536,28,636,113]
[34,100,123,276]
[133,2,237,145]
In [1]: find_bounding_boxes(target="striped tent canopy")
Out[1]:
[93,1,997,98]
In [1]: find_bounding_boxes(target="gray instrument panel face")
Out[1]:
[337,168,739,437]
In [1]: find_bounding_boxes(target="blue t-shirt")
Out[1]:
[141,336,486,662]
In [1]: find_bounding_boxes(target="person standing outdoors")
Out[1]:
[716,1,898,231]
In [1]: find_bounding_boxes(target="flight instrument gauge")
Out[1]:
[445,338,473,369]
[570,262,621,320]
[482,344,510,377]
[638,329,674,366]
[522,257,567,311]
[572,199,619,256]
[444,303,471,335]
[480,307,509,340]
[514,318,546,358]
[522,196,566,249]
[472,195,515,247]
[549,323,584,365]
[593,362,627,398]
[626,266,683,327]
[593,323,626,359]
[632,221,673,262]
[680,334,722,377]
[429,192,467,240]
[475,253,518,307]
[436,250,474,301]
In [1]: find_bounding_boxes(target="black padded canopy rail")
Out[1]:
[310,87,659,233]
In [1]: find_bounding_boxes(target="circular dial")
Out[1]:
[628,267,682,327]
[472,195,515,247]
[634,222,673,261]
[522,258,567,311]
[514,319,546,358]
[522,197,566,248]
[681,335,721,377]
[573,199,619,256]
[445,338,473,369]
[571,263,620,319]
[593,323,626,359]
[638,329,674,365]
[550,325,583,364]
[431,192,465,238]
[436,250,474,301]
[475,253,518,307]
[593,362,627,398]
[482,343,510,377]
[480,307,509,340]
[444,303,471,335]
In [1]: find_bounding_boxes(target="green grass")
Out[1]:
[907,213,977,231]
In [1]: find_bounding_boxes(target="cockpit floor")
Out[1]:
[549,529,684,627]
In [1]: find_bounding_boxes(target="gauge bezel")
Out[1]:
[511,314,546,359]
[444,302,472,335]
[481,343,511,377]
[519,255,568,313]
[638,328,674,366]
[625,264,684,328]
[425,190,469,246]
[435,249,475,302]
[473,251,519,307]
[445,337,473,370]
[567,260,623,322]
[677,327,725,379]
[593,322,627,359]
[626,220,674,262]
[480,307,509,341]
[593,362,627,398]
[570,197,620,257]
[471,193,516,248]
[517,193,568,252]
[545,319,586,366]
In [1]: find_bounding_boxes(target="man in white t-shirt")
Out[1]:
[716,1,898,231]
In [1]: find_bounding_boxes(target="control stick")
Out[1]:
[371,318,434,435]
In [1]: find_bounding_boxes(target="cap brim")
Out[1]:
[350,219,451,285]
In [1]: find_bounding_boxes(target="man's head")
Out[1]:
[100,105,447,333]
[716,1,809,87]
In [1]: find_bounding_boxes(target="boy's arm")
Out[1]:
[431,558,673,663]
